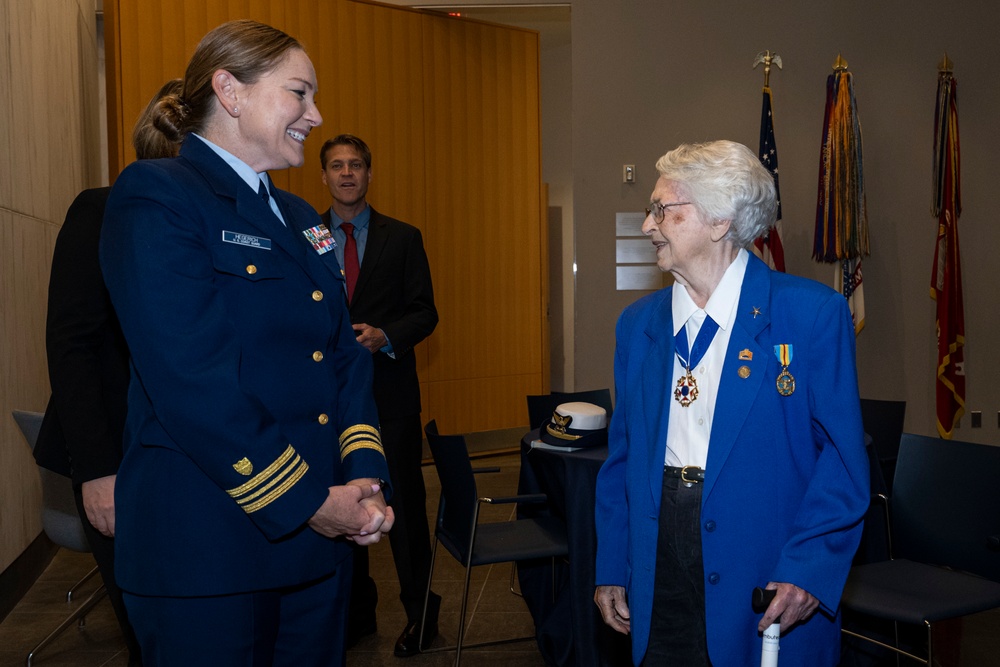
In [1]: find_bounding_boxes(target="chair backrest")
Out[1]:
[526,394,565,430]
[12,410,91,553]
[526,388,613,429]
[13,410,44,450]
[892,433,1000,582]
[424,420,479,561]
[860,399,906,491]
[853,433,890,565]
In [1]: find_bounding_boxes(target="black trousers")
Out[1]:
[350,413,435,624]
[124,563,349,666]
[642,474,712,667]
[74,486,143,666]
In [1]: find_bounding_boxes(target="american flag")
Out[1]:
[754,87,786,272]
[837,257,865,334]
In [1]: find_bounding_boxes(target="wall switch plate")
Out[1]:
[623,164,635,184]
[972,410,982,428]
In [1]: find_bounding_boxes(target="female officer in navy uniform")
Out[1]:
[100,20,392,666]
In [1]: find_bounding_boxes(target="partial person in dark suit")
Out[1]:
[318,134,439,657]
[98,21,392,666]
[34,77,184,667]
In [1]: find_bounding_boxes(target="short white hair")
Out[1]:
[654,140,777,248]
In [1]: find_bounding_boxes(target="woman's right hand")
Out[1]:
[594,585,631,634]
[307,482,384,539]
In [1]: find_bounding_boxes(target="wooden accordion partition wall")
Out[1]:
[104,0,546,434]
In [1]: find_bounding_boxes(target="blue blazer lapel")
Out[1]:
[703,254,772,501]
[641,289,675,499]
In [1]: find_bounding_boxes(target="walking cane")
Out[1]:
[752,587,779,667]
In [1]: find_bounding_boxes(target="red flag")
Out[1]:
[931,75,965,439]
[754,87,786,272]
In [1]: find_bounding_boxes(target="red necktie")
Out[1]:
[341,222,360,303]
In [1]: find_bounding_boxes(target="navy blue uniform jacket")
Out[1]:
[100,136,389,597]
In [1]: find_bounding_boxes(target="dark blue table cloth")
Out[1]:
[518,429,631,667]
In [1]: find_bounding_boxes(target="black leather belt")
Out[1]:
[664,465,705,484]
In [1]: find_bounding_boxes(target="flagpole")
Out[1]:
[752,50,786,273]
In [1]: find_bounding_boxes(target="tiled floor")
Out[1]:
[2,446,999,667]
[0,451,547,667]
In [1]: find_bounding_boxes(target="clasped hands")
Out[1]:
[308,478,394,545]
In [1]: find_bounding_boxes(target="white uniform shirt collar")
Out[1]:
[671,248,749,337]
[191,133,273,197]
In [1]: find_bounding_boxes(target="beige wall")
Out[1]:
[106,0,545,435]
[393,0,1000,444]
[0,0,104,572]
[568,0,1000,444]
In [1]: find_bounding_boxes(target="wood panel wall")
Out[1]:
[0,0,104,578]
[104,0,545,434]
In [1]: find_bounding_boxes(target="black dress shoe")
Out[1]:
[393,618,437,657]
[394,592,441,658]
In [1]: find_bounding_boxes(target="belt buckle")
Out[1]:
[680,465,701,486]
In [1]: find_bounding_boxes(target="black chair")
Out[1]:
[852,433,890,566]
[526,388,613,429]
[13,410,108,667]
[840,433,1000,664]
[859,399,906,494]
[422,420,569,666]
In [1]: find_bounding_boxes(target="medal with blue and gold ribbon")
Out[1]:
[774,344,795,396]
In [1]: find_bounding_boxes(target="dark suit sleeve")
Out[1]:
[45,188,128,485]
[377,222,437,357]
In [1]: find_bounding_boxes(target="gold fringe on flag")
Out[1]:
[814,56,870,262]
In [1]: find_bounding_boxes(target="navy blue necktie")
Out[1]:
[258,178,287,229]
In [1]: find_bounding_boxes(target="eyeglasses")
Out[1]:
[645,201,692,223]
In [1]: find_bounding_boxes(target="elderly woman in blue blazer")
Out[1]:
[100,20,392,666]
[594,140,868,666]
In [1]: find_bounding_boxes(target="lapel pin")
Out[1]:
[751,306,761,319]
[739,349,753,361]
[738,365,751,379]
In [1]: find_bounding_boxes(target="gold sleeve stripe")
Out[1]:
[339,424,384,460]
[226,444,303,510]
[235,454,302,506]
[342,441,386,458]
[339,431,383,453]
[240,459,310,513]
[338,424,381,447]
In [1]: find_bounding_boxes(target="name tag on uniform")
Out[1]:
[223,230,272,250]
[302,223,337,256]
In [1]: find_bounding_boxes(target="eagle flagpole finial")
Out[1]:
[753,50,783,88]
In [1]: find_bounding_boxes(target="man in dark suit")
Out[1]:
[319,134,439,657]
